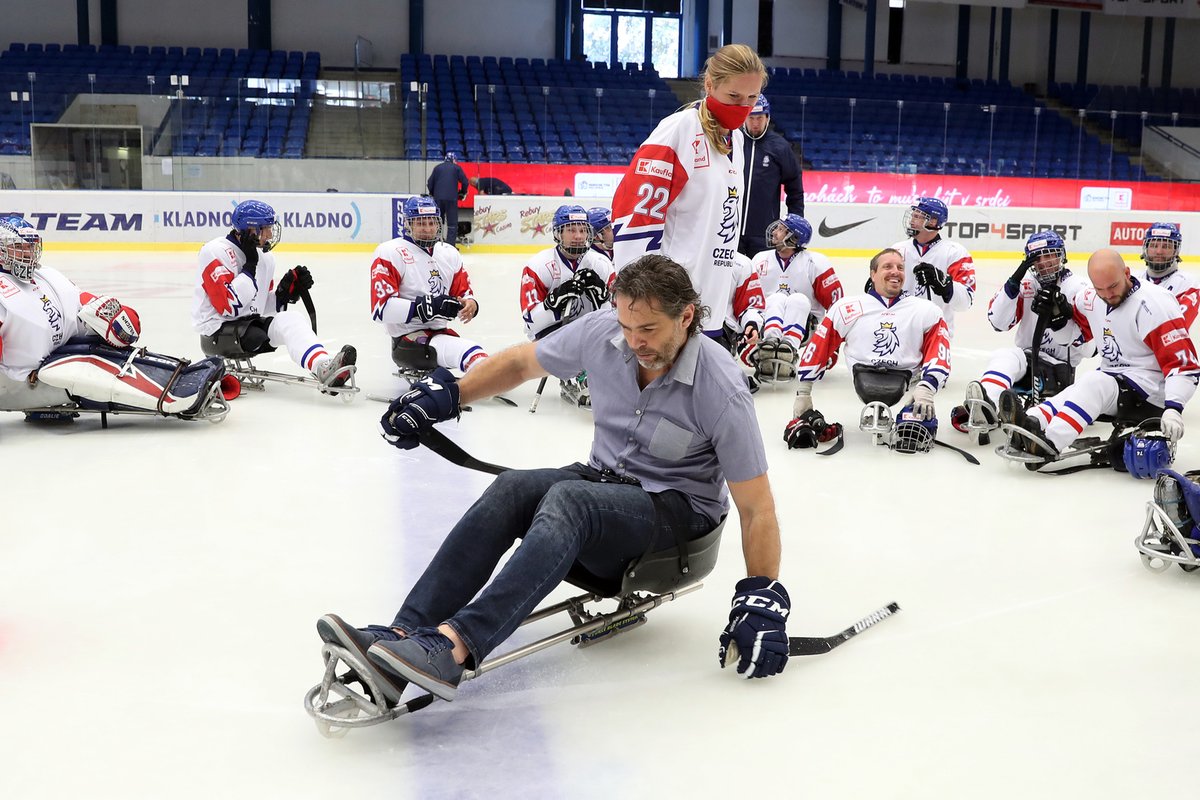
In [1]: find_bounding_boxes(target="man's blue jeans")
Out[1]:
[391,466,712,666]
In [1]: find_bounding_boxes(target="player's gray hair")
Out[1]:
[612,255,708,337]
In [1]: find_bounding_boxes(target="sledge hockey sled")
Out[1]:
[201,337,359,403]
[22,340,229,426]
[304,519,727,735]
[995,423,1111,472]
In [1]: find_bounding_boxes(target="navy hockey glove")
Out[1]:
[275,265,314,308]
[380,367,462,450]
[544,279,584,314]
[718,577,790,678]
[1031,286,1072,331]
[411,293,464,324]
[575,267,611,308]
[1005,255,1036,298]
[914,262,953,302]
[236,230,261,278]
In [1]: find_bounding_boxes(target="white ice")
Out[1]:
[1,248,1197,800]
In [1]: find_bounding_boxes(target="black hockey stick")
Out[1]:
[788,601,901,655]
[419,427,509,475]
[932,438,980,465]
[529,376,548,413]
[300,287,317,335]
[1028,305,1050,407]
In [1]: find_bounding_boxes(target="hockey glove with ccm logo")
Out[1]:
[718,577,791,679]
[411,294,465,324]
[913,262,954,302]
[380,367,461,449]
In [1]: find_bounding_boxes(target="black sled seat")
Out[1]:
[304,518,727,734]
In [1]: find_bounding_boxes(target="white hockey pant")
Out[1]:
[267,309,329,373]
[1031,370,1119,452]
[0,372,71,410]
[763,293,812,347]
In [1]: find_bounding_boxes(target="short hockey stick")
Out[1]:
[529,376,548,413]
[932,438,980,465]
[787,601,901,656]
[300,287,317,335]
[419,427,509,475]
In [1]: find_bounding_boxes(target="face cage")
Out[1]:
[766,220,799,251]
[240,221,283,252]
[406,214,444,248]
[888,421,935,454]
[555,222,593,257]
[1136,501,1200,573]
[1142,238,1180,274]
[1,235,42,281]
[903,207,939,238]
[1031,249,1066,286]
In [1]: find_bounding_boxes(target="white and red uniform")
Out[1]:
[193,235,331,373]
[725,253,765,367]
[889,235,975,336]
[611,105,745,335]
[752,247,843,348]
[370,236,486,372]
[797,291,951,396]
[1141,266,1200,329]
[520,246,616,341]
[978,269,1094,403]
[1029,278,1200,452]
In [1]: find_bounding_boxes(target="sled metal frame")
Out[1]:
[224,357,359,403]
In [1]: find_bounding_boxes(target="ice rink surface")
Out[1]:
[2,246,1197,800]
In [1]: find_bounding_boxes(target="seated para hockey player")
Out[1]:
[520,204,616,406]
[998,248,1199,467]
[888,197,975,337]
[1139,222,1197,328]
[1137,467,1200,573]
[193,199,356,392]
[785,248,950,454]
[750,214,844,382]
[588,206,614,261]
[321,255,787,707]
[723,251,766,386]
[0,218,225,421]
[951,231,1094,445]
[370,195,487,378]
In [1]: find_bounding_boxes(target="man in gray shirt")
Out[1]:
[318,255,789,705]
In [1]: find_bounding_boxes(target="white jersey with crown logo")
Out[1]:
[1141,267,1200,329]
[369,237,478,339]
[192,235,279,336]
[0,267,85,380]
[889,235,975,336]
[987,269,1093,366]
[611,105,745,334]
[519,246,616,340]
[751,247,843,316]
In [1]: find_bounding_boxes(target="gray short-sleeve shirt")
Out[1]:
[536,308,769,523]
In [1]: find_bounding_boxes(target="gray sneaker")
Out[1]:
[316,613,407,706]
[368,627,465,702]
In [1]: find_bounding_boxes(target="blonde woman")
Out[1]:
[611,43,766,339]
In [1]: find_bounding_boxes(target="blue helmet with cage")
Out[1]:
[553,204,593,257]
[231,199,280,252]
[587,207,611,235]
[903,197,948,237]
[1137,467,1200,573]
[0,215,42,282]
[1123,431,1176,479]
[749,95,771,116]
[1142,222,1182,276]
[1024,230,1068,286]
[403,195,444,248]
[766,214,812,252]
[888,404,938,454]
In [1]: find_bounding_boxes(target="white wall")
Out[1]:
[425,0,554,61]
[273,0,410,67]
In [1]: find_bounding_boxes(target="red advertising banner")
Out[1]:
[460,163,1200,213]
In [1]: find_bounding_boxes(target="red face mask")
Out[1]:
[705,94,753,130]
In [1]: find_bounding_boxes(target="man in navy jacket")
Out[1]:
[738,96,804,259]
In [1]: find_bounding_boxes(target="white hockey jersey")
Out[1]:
[889,235,975,336]
[1073,277,1200,409]
[798,291,951,391]
[370,237,478,339]
[751,247,844,317]
[986,269,1093,367]
[519,246,615,340]
[1141,267,1200,329]
[0,267,86,380]
[193,235,279,336]
[611,104,745,335]
[723,252,765,332]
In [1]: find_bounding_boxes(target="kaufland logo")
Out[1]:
[635,158,672,179]
[1110,222,1179,246]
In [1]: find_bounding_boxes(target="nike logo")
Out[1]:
[818,218,873,237]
